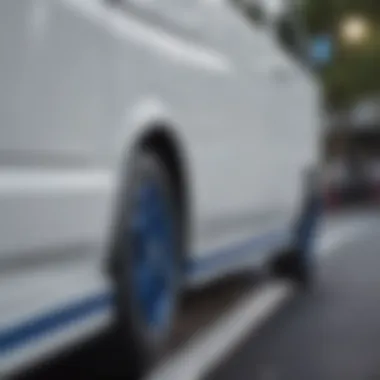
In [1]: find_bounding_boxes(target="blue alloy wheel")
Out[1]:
[131,179,175,335]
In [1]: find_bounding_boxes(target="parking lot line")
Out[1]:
[146,281,294,380]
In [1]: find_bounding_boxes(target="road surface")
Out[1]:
[207,210,380,380]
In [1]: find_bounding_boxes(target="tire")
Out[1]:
[110,149,182,377]
[272,180,322,289]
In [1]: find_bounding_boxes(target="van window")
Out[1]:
[275,4,309,64]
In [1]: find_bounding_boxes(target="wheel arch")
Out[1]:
[108,118,192,280]
[138,124,191,266]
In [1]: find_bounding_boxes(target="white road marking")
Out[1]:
[317,217,374,257]
[147,215,377,380]
[146,281,294,380]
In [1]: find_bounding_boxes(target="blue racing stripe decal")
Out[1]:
[187,229,290,276]
[0,228,290,354]
[0,293,112,354]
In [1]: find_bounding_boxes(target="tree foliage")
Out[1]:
[304,0,380,109]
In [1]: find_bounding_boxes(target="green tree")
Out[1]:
[304,0,380,108]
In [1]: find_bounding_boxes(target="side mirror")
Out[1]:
[309,35,334,68]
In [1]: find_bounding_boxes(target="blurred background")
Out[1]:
[303,0,380,210]
[234,0,380,210]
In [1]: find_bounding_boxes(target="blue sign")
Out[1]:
[309,35,333,66]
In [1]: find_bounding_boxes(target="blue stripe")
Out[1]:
[0,228,289,354]
[1,293,112,354]
[187,229,290,276]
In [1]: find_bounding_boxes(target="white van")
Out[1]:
[0,0,322,376]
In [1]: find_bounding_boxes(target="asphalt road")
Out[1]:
[206,211,380,380]
[11,209,380,380]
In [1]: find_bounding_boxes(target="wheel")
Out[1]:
[111,149,181,376]
[272,184,322,289]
